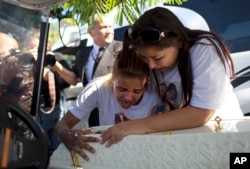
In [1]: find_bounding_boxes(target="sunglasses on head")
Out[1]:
[128,28,177,44]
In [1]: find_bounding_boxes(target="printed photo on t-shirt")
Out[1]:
[156,82,182,109]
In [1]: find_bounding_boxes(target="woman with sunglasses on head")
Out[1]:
[101,7,243,147]
[54,47,160,161]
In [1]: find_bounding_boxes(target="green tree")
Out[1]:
[54,0,187,25]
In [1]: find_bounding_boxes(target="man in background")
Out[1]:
[73,13,122,86]
[64,14,123,127]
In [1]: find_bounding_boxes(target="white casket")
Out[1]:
[49,117,250,169]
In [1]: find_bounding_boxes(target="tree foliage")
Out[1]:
[53,0,187,26]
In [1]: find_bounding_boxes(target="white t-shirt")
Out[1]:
[150,38,243,119]
[70,75,161,126]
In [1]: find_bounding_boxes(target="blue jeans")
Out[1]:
[36,104,61,154]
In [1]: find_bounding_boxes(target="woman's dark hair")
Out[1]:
[123,7,234,107]
[111,47,150,84]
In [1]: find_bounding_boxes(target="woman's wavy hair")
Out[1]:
[123,7,234,107]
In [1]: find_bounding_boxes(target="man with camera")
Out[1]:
[25,29,72,154]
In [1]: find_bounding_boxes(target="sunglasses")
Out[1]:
[128,28,177,44]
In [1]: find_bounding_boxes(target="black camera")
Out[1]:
[44,52,56,67]
[5,49,36,71]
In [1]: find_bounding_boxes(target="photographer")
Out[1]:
[1,51,35,111]
[1,50,36,139]
[25,28,72,154]
[39,52,73,154]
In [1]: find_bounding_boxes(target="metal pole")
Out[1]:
[30,9,50,116]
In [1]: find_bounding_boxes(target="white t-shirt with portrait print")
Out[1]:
[69,75,161,126]
[150,38,243,119]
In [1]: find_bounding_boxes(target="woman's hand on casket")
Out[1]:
[60,129,100,161]
[100,120,148,147]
